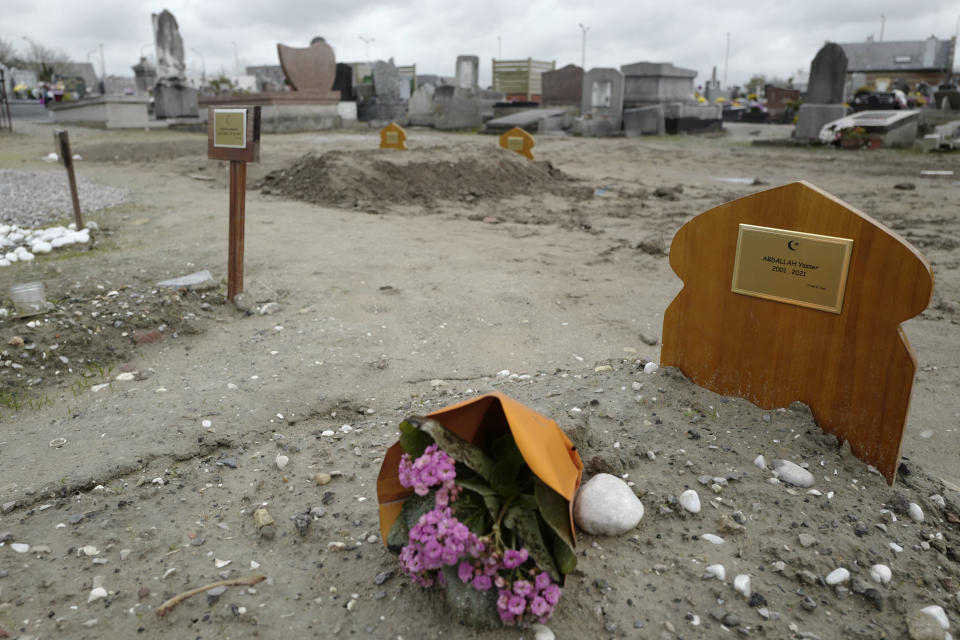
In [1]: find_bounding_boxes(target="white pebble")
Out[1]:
[704,564,726,581]
[907,502,924,523]
[643,362,659,374]
[339,424,353,433]
[930,494,946,509]
[215,558,231,568]
[88,587,108,603]
[201,419,212,428]
[825,567,850,585]
[275,454,289,470]
[753,454,766,469]
[532,623,555,640]
[869,564,892,584]
[119,549,131,561]
[772,459,815,487]
[678,489,701,514]
[889,542,904,553]
[321,430,335,437]
[114,372,135,382]
[631,381,642,391]
[920,605,950,630]
[701,533,724,545]
[495,369,510,378]
[733,574,751,597]
[11,542,29,553]
[573,473,644,535]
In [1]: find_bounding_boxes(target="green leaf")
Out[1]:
[441,566,501,629]
[504,505,559,581]
[401,493,435,529]
[453,488,494,536]
[483,494,502,521]
[456,476,496,497]
[490,455,523,499]
[534,478,576,551]
[514,494,539,511]
[549,528,577,576]
[385,512,409,554]
[398,420,434,458]
[414,417,496,481]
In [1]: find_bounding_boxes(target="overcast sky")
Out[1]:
[4,0,959,88]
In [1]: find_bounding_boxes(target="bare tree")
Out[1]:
[0,37,19,68]
[21,40,70,82]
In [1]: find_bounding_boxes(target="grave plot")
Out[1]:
[255,145,590,212]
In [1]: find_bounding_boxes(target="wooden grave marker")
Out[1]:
[207,106,261,302]
[498,126,534,160]
[53,129,83,229]
[661,181,933,484]
[379,122,407,150]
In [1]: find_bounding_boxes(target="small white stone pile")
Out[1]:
[0,222,92,266]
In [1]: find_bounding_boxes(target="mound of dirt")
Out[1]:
[256,146,590,210]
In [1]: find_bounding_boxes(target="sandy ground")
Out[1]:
[0,120,958,640]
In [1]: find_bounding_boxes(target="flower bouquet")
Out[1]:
[377,393,583,628]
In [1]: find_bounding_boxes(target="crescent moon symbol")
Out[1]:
[787,240,799,251]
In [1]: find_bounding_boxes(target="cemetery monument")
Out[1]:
[794,43,848,140]
[152,9,199,118]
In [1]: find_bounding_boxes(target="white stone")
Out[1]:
[11,542,29,553]
[826,567,850,585]
[643,362,659,374]
[321,430,335,437]
[679,489,701,514]
[115,372,135,382]
[772,459,815,487]
[704,564,725,581]
[532,623,555,640]
[88,587,108,603]
[631,381,642,391]
[921,605,950,630]
[701,533,724,545]
[340,424,353,433]
[890,542,904,553]
[119,549,131,561]
[275,454,289,470]
[908,503,924,523]
[80,545,99,556]
[496,369,510,378]
[215,558,231,568]
[733,574,751,597]
[930,494,946,509]
[753,454,766,469]
[573,473,644,535]
[870,564,892,584]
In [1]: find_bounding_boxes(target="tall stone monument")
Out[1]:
[794,43,848,140]
[578,68,624,137]
[151,9,198,118]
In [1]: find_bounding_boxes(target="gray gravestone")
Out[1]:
[359,60,408,123]
[541,64,584,107]
[620,62,697,108]
[408,83,436,126]
[795,42,848,140]
[455,55,479,91]
[579,68,624,137]
[806,43,847,104]
[434,85,482,130]
[372,60,403,100]
[151,9,197,118]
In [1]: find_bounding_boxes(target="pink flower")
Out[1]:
[458,561,474,583]
[471,574,493,591]
[534,571,551,591]
[513,579,533,597]
[529,595,550,618]
[507,595,526,616]
[542,583,561,605]
[503,548,529,569]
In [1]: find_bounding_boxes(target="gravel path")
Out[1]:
[0,169,128,227]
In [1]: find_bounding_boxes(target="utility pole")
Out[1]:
[98,43,105,94]
[497,36,501,59]
[880,14,885,41]
[723,32,731,88]
[578,23,589,69]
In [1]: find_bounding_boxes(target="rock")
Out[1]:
[679,489,701,514]
[643,362,659,375]
[1,501,16,514]
[258,302,281,315]
[920,605,950,630]
[908,503,925,523]
[701,533,725,544]
[798,533,817,548]
[749,592,767,608]
[704,564,726,581]
[854,522,869,537]
[293,512,310,536]
[275,454,289,470]
[826,568,850,585]
[206,585,227,605]
[893,182,916,191]
[906,609,947,640]
[734,574,751,597]
[870,564,892,584]
[374,571,394,586]
[132,328,163,344]
[217,457,238,469]
[801,596,817,611]
[573,473,644,535]
[88,587,108,603]
[864,588,884,611]
[753,454,766,469]
[532,623,555,640]
[10,543,29,553]
[253,508,275,539]
[722,612,741,627]
[930,494,946,509]
[772,460,815,487]
[314,472,332,486]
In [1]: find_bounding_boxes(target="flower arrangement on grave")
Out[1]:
[378,394,582,629]
[838,126,867,149]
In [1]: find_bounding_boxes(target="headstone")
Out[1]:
[407,83,436,126]
[151,9,197,118]
[433,85,482,130]
[704,66,720,103]
[498,126,534,160]
[333,63,354,100]
[620,62,697,108]
[765,86,801,122]
[372,60,404,101]
[455,55,479,91]
[579,68,624,137]
[661,181,933,484]
[359,59,408,123]
[795,43,848,140]
[132,57,157,93]
[379,122,407,149]
[541,64,584,108]
[277,39,337,94]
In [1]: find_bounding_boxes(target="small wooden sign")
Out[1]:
[732,224,853,314]
[379,122,407,150]
[662,181,934,484]
[207,106,261,302]
[207,106,261,163]
[498,126,534,160]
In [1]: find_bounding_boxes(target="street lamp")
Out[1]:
[578,24,589,69]
[358,36,375,62]
[190,48,206,87]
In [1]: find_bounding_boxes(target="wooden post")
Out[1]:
[227,160,246,301]
[207,106,260,303]
[53,129,83,229]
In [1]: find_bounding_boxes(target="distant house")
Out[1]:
[839,36,956,96]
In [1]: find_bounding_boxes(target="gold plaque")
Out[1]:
[507,136,524,151]
[732,224,853,313]
[213,109,247,149]
[385,131,399,145]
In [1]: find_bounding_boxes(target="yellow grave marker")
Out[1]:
[379,122,407,150]
[498,126,534,160]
